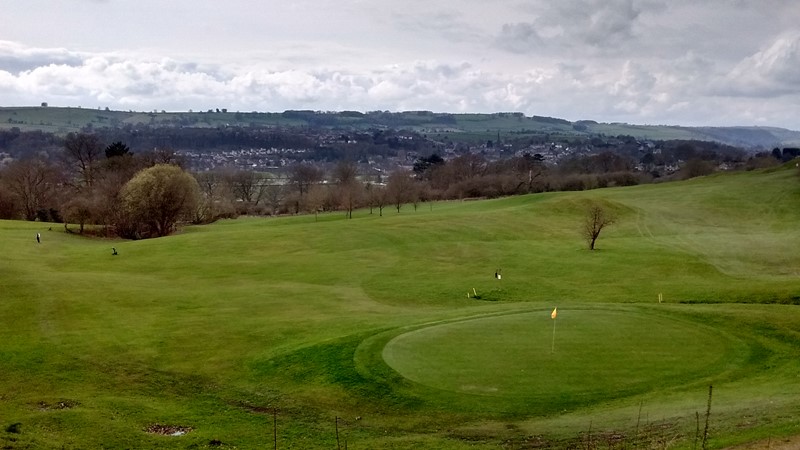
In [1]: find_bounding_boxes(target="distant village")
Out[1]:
[2,107,793,187]
[175,130,684,177]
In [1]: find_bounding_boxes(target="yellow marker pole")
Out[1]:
[551,307,558,353]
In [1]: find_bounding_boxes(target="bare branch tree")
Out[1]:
[3,159,61,221]
[583,202,615,250]
[289,164,324,214]
[386,168,414,213]
[365,182,387,216]
[262,182,287,216]
[63,132,103,187]
[223,169,268,206]
[333,161,361,219]
[305,184,328,220]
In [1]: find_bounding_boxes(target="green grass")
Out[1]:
[383,307,745,410]
[1,166,800,448]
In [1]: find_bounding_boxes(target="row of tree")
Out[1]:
[0,139,634,237]
[191,150,657,221]
[0,132,790,239]
[0,133,195,238]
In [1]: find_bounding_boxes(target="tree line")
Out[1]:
[0,132,788,239]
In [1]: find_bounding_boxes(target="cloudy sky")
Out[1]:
[2,0,800,129]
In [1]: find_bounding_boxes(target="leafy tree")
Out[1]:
[104,141,132,159]
[412,154,444,179]
[583,202,615,250]
[674,143,697,161]
[119,164,200,238]
[783,148,800,161]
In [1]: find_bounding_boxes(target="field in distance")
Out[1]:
[1,164,799,448]
[2,105,800,147]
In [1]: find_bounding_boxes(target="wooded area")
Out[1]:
[0,128,794,239]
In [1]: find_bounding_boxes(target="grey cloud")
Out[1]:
[581,0,642,46]
[0,41,84,74]
[496,0,654,54]
[717,32,800,98]
[391,11,484,44]
[495,23,543,53]
[410,61,473,80]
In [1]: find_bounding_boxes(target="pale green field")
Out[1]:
[7,106,796,145]
[1,165,799,448]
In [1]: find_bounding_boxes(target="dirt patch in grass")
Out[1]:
[35,399,79,411]
[490,420,683,449]
[145,424,193,436]
[230,399,274,414]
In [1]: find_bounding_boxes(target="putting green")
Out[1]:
[383,309,743,404]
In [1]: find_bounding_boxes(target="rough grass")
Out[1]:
[1,166,800,448]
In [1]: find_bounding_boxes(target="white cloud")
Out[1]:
[721,32,800,97]
[2,0,800,134]
[0,45,793,129]
[0,41,84,73]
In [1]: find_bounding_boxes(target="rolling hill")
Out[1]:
[2,106,799,148]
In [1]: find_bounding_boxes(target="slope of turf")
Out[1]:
[1,164,799,448]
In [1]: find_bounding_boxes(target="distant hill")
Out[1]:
[1,106,798,148]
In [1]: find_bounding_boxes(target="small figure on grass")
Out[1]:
[36,232,41,243]
[112,247,118,256]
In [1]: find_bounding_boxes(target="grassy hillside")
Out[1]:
[1,166,799,448]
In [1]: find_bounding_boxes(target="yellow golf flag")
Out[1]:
[551,307,557,319]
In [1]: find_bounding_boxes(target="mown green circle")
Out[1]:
[383,310,740,401]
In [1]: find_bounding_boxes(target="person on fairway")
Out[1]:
[36,232,40,243]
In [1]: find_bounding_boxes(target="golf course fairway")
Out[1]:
[2,163,800,448]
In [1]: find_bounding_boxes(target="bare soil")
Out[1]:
[724,435,800,450]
